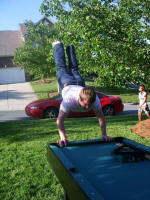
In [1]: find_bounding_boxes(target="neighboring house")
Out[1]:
[0,17,54,85]
[35,17,54,26]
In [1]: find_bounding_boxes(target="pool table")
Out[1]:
[47,137,150,200]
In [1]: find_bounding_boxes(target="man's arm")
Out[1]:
[94,108,112,141]
[57,110,69,144]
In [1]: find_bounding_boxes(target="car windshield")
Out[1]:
[96,92,109,98]
[56,96,62,100]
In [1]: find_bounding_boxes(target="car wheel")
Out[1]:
[102,105,114,116]
[44,107,59,118]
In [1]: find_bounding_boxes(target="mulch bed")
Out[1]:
[48,92,59,99]
[35,79,52,83]
[131,119,150,138]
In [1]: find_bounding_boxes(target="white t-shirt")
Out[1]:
[139,91,147,106]
[60,85,101,113]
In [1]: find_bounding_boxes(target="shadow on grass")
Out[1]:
[91,86,138,96]
[0,119,58,143]
[67,115,138,125]
[106,114,137,123]
[0,115,140,143]
[34,90,57,96]
[34,90,54,94]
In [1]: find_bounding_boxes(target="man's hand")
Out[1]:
[57,110,69,147]
[57,139,69,147]
[102,135,113,141]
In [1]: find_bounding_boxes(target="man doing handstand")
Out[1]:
[53,41,112,146]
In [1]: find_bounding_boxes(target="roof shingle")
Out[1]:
[0,17,54,57]
[0,30,23,56]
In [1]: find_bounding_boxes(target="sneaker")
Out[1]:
[52,41,61,48]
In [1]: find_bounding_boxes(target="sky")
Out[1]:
[0,0,54,31]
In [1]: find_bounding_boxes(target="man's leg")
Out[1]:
[66,45,85,87]
[53,42,75,90]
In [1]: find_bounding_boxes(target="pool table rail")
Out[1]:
[47,137,150,200]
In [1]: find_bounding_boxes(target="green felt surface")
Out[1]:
[60,142,150,200]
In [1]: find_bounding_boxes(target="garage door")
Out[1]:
[0,67,25,84]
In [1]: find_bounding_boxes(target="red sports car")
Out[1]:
[25,91,124,119]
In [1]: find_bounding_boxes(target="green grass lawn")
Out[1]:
[30,77,150,103]
[1,78,149,199]
[30,78,58,99]
[0,115,150,200]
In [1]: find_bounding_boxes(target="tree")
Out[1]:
[40,0,150,87]
[13,20,57,80]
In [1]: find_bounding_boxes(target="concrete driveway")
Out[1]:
[0,82,37,122]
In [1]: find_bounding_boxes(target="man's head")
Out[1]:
[78,87,96,109]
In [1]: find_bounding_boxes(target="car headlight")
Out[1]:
[29,106,39,110]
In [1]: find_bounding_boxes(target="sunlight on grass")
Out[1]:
[0,115,150,199]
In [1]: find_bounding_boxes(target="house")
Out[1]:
[0,17,54,85]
